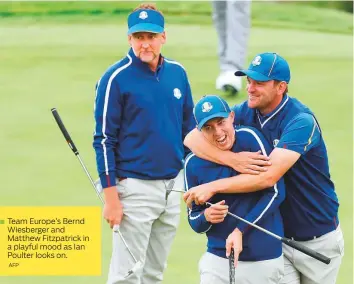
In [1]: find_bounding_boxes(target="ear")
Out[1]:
[161,31,166,44]
[127,35,132,46]
[229,111,235,121]
[278,81,287,94]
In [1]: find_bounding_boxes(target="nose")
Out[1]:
[214,126,223,136]
[142,41,150,49]
[247,81,255,93]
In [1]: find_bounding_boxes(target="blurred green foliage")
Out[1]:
[302,1,353,13]
[0,1,352,34]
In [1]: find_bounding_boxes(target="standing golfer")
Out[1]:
[212,0,251,95]
[185,95,285,284]
[184,53,344,284]
[93,4,195,284]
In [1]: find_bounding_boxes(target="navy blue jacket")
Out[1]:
[94,48,195,188]
[233,95,339,240]
[185,126,285,261]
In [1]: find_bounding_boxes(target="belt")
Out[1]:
[290,235,322,241]
[118,177,127,182]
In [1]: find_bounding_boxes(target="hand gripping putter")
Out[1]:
[51,108,143,279]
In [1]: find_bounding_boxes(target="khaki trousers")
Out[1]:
[106,171,184,284]
[281,225,344,284]
[199,252,284,284]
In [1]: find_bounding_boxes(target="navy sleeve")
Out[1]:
[234,127,285,233]
[277,113,321,155]
[93,74,122,188]
[184,154,212,233]
[182,72,196,157]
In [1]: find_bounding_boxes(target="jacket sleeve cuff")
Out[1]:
[236,222,250,234]
[99,172,116,188]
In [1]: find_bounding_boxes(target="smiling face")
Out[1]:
[201,112,235,151]
[246,77,287,115]
[128,31,166,70]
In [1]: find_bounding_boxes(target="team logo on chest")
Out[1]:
[202,102,213,112]
[173,88,182,99]
[139,11,148,20]
[273,139,279,147]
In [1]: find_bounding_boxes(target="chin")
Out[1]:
[247,100,259,109]
[216,142,232,151]
[140,52,156,62]
[140,57,153,63]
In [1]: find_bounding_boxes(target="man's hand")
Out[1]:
[226,228,243,268]
[231,151,271,175]
[183,184,216,208]
[204,200,228,224]
[103,186,123,229]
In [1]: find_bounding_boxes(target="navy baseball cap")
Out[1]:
[235,52,291,83]
[127,9,164,35]
[194,95,231,130]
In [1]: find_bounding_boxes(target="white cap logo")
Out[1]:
[173,88,182,99]
[202,102,213,113]
[139,11,148,20]
[252,55,262,66]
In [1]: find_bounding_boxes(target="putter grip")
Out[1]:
[282,237,331,264]
[51,108,79,155]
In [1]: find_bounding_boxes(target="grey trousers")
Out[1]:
[212,0,251,72]
[106,171,184,284]
[199,252,284,284]
[281,225,344,284]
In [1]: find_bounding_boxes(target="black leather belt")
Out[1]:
[290,235,322,241]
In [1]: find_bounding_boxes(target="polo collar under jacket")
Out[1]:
[256,94,289,128]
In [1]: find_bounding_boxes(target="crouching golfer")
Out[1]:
[184,95,285,284]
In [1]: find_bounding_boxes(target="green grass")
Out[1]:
[0,2,352,284]
[0,1,352,34]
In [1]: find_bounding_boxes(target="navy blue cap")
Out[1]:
[194,95,231,130]
[235,52,291,83]
[127,9,164,35]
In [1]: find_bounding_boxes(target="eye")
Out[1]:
[218,119,225,125]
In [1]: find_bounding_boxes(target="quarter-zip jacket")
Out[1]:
[94,48,195,188]
[233,95,339,240]
[185,126,285,260]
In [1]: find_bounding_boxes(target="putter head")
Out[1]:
[108,259,144,282]
[94,178,103,193]
[165,180,175,199]
[124,260,144,279]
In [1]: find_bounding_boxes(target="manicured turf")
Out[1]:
[0,3,352,284]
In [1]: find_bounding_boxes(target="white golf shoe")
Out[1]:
[216,71,242,95]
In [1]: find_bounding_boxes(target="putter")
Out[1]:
[229,248,235,284]
[165,180,175,200]
[51,108,143,278]
[169,189,186,194]
[165,180,187,199]
[206,202,331,265]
